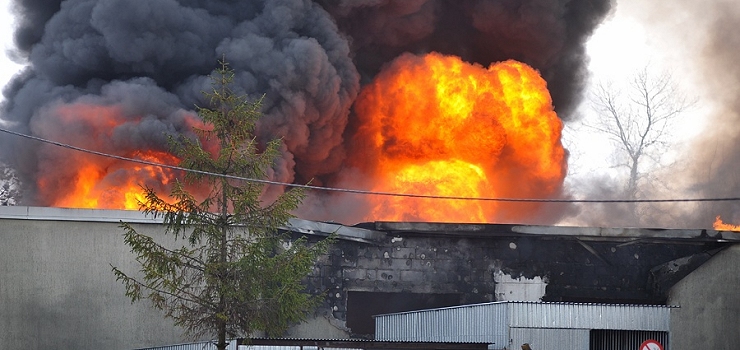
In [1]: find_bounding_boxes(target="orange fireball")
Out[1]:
[350,52,567,223]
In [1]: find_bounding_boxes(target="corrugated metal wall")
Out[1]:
[508,328,668,350]
[375,302,672,348]
[375,302,509,345]
[509,328,589,350]
[508,302,671,331]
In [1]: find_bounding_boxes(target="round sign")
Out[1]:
[640,339,664,350]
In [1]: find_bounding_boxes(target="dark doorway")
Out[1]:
[346,291,461,335]
[590,329,669,350]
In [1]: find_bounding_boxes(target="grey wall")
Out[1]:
[668,244,740,350]
[0,218,190,350]
[0,210,353,350]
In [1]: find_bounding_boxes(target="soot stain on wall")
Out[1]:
[299,230,723,335]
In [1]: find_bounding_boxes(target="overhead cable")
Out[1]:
[1,126,739,204]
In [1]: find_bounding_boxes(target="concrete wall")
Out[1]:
[0,218,190,350]
[668,245,740,350]
[0,211,354,350]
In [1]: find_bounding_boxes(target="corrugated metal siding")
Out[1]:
[508,302,671,331]
[509,327,589,350]
[375,303,508,345]
[375,302,671,346]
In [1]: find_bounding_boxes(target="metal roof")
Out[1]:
[2,206,738,243]
[374,221,740,242]
[0,206,385,243]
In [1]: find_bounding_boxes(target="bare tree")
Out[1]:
[588,67,692,199]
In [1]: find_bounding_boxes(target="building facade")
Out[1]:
[1,206,738,350]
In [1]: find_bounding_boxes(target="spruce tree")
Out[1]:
[112,60,330,350]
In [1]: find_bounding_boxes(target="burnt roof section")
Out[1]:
[322,222,738,307]
[3,206,737,244]
[370,221,740,243]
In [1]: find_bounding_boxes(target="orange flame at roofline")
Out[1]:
[42,150,180,210]
[714,216,740,232]
[34,103,204,210]
[350,53,567,223]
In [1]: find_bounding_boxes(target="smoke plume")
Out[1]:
[572,0,740,229]
[1,0,613,223]
[681,1,740,227]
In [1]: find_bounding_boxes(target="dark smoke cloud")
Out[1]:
[321,0,612,117]
[10,0,62,53]
[1,0,613,223]
[2,0,359,203]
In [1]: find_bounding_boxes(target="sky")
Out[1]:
[562,1,710,193]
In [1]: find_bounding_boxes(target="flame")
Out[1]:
[713,216,740,231]
[34,103,191,210]
[350,52,567,223]
[44,150,180,210]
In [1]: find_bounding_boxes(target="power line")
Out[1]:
[1,126,739,204]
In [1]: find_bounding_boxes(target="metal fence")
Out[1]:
[135,341,362,350]
[590,330,669,350]
[134,340,239,350]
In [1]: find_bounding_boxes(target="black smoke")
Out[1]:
[1,0,613,221]
[322,0,611,117]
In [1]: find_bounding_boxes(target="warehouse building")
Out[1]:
[1,206,739,350]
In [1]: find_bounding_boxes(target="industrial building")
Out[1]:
[1,206,739,350]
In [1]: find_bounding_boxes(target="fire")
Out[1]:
[713,216,740,232]
[34,103,190,210]
[350,52,567,223]
[45,150,180,210]
[374,160,491,222]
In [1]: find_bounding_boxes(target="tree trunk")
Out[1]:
[217,178,229,350]
[627,158,639,199]
[217,321,227,350]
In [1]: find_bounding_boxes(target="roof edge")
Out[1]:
[0,206,386,243]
